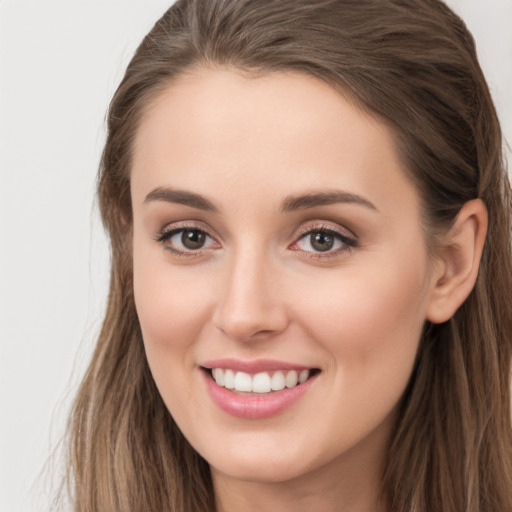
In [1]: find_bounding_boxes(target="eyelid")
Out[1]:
[156,220,217,240]
[293,222,356,241]
[153,220,357,259]
[154,221,221,256]
[289,222,358,257]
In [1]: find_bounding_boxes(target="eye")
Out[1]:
[157,226,219,255]
[291,227,356,256]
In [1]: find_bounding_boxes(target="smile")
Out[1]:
[210,368,312,393]
[200,361,321,419]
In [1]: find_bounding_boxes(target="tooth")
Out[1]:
[271,371,286,391]
[224,369,235,389]
[216,368,307,392]
[252,372,271,393]
[234,371,252,392]
[285,370,298,388]
[213,368,224,386]
[299,369,309,384]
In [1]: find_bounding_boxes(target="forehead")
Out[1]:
[131,67,420,219]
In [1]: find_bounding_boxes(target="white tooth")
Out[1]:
[299,369,309,384]
[285,370,299,388]
[252,372,271,393]
[213,368,224,386]
[234,371,252,392]
[224,369,235,389]
[271,371,286,391]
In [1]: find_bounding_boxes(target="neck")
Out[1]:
[214,473,386,512]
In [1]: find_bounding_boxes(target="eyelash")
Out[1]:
[155,222,357,259]
[155,223,218,258]
[291,224,357,259]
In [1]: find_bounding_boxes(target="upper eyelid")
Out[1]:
[157,226,215,243]
[293,222,357,241]
[294,229,356,247]
[160,220,209,232]
[158,221,216,238]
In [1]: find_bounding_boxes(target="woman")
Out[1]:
[64,0,512,510]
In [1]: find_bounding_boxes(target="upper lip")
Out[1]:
[201,358,315,374]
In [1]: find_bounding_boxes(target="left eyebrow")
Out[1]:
[280,190,378,212]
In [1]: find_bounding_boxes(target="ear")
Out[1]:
[426,199,488,324]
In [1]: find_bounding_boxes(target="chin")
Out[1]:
[210,454,311,484]
[199,432,329,485]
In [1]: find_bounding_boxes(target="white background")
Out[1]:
[1,1,511,511]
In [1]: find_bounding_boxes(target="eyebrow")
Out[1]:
[143,187,377,213]
[144,187,219,212]
[280,190,378,212]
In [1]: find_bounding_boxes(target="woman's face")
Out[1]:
[131,69,438,488]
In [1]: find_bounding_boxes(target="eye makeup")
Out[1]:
[289,223,357,260]
[154,222,220,258]
[153,219,358,261]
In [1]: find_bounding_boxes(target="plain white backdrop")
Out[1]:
[0,1,511,511]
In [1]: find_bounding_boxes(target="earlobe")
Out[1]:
[426,199,488,324]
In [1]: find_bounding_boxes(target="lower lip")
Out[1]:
[202,370,317,419]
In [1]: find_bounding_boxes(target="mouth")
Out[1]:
[200,361,321,419]
[201,367,321,395]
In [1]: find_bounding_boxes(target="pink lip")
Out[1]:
[201,366,319,419]
[201,358,312,374]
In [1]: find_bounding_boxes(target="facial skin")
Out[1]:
[130,68,473,512]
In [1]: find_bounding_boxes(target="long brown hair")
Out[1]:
[64,1,512,510]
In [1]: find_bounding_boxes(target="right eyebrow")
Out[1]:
[143,187,219,212]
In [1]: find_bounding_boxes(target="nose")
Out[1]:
[212,249,289,342]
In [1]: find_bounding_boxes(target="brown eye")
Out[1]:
[181,229,206,249]
[157,226,218,255]
[293,227,356,256]
[310,231,335,252]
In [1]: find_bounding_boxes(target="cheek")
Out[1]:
[132,251,213,424]
[132,241,215,411]
[292,250,429,394]
[286,257,429,455]
[340,270,425,350]
[133,245,212,351]
[135,274,202,349]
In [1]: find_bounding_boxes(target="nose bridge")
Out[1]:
[213,243,287,341]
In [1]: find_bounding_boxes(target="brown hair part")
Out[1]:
[65,1,512,510]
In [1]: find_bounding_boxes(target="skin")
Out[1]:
[130,68,487,512]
